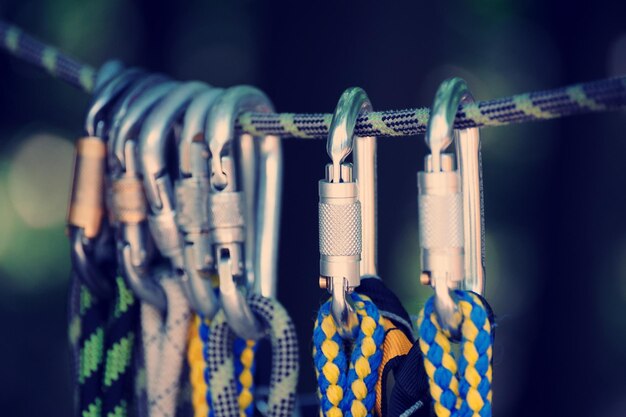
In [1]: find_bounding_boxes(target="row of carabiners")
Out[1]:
[67,61,298,417]
[66,58,494,417]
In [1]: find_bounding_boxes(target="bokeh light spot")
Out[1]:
[7,133,74,228]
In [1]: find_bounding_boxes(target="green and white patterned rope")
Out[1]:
[1,20,625,139]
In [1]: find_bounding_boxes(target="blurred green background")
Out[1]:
[1,1,626,416]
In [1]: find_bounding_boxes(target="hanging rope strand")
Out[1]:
[1,19,626,138]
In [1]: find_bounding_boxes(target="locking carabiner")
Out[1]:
[318,87,375,339]
[418,77,486,336]
[137,81,207,308]
[67,66,143,298]
[205,85,282,340]
[109,79,179,311]
[175,87,224,318]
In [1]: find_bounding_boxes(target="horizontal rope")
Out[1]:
[2,20,626,139]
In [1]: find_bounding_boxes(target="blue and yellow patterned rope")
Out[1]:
[1,20,625,139]
[417,291,493,417]
[313,293,386,417]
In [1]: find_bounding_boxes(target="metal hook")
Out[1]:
[175,86,224,318]
[319,87,374,340]
[67,67,143,298]
[419,77,486,336]
[137,81,207,308]
[108,79,179,311]
[205,85,282,340]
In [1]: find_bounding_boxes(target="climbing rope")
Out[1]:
[68,275,139,417]
[187,313,258,417]
[417,291,494,417]
[1,20,625,139]
[141,275,192,417]
[207,294,299,417]
[313,293,386,417]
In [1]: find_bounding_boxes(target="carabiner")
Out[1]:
[418,77,486,336]
[137,81,207,307]
[175,87,224,318]
[205,85,282,340]
[109,79,179,311]
[67,67,142,298]
[318,87,374,339]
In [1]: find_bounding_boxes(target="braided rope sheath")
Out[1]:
[1,20,625,138]
[187,314,257,417]
[417,291,493,417]
[102,276,139,417]
[207,294,299,417]
[141,277,192,417]
[188,315,210,417]
[69,278,107,417]
[313,293,386,417]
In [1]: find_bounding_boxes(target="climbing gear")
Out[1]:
[205,85,283,340]
[138,81,207,309]
[140,272,192,417]
[68,64,143,417]
[417,77,485,335]
[318,87,373,340]
[416,78,493,417]
[175,86,224,318]
[313,292,385,417]
[207,294,299,417]
[109,79,179,310]
[68,67,143,298]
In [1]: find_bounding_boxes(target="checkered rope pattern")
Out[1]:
[141,277,192,417]
[417,291,494,417]
[207,294,299,417]
[2,20,625,139]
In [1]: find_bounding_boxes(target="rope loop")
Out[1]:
[313,293,386,417]
[207,294,299,417]
[417,290,493,417]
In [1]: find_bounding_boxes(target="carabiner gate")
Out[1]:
[418,77,486,336]
[205,85,283,340]
[108,79,179,311]
[318,87,376,340]
[175,86,224,318]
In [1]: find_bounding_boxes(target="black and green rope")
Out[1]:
[1,19,625,139]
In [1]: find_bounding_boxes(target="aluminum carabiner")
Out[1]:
[418,77,486,336]
[108,79,179,311]
[318,87,375,340]
[205,85,283,340]
[137,81,207,307]
[67,66,143,298]
[175,87,224,318]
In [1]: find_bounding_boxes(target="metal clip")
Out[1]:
[67,67,142,298]
[137,81,207,307]
[175,87,224,318]
[319,87,375,340]
[108,79,178,311]
[205,85,282,340]
[418,77,486,336]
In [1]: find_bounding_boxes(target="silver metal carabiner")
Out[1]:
[205,85,283,340]
[137,81,207,307]
[68,67,143,298]
[175,86,224,318]
[418,77,486,335]
[108,79,179,311]
[318,87,376,339]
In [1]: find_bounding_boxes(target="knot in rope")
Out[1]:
[313,293,386,417]
[417,290,493,417]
